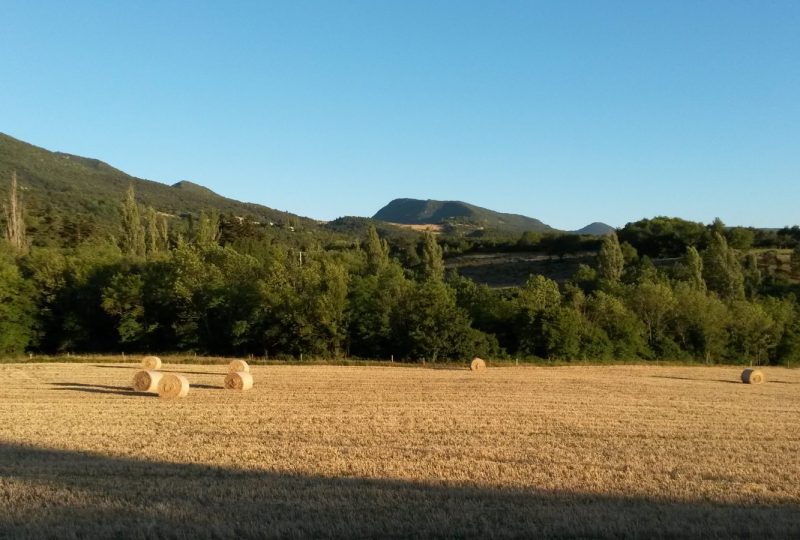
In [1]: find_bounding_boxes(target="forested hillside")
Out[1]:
[0,132,312,246]
[2,170,800,364]
[2,132,800,363]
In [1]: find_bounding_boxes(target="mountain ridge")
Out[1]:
[1,132,614,244]
[373,198,612,235]
[373,198,555,234]
[0,132,311,244]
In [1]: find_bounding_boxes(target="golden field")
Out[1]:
[0,362,798,538]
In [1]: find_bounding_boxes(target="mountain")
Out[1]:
[373,198,556,234]
[572,222,615,235]
[0,132,312,243]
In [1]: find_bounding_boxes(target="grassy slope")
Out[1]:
[0,132,314,242]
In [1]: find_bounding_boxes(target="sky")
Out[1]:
[1,1,798,229]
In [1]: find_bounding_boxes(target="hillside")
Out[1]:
[323,216,421,242]
[572,222,615,235]
[0,132,312,244]
[373,198,556,234]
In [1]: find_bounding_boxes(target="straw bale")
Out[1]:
[132,370,163,393]
[157,373,190,398]
[224,371,254,391]
[470,357,487,371]
[141,356,162,370]
[741,368,765,384]
[228,360,250,373]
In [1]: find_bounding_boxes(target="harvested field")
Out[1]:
[1,363,798,538]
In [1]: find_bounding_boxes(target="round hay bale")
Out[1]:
[141,355,162,370]
[132,370,163,393]
[224,371,254,391]
[228,359,250,373]
[470,357,487,371]
[157,373,190,399]
[741,368,765,384]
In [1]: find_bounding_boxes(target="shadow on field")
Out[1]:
[650,375,741,385]
[161,369,224,376]
[49,382,154,397]
[191,384,224,390]
[93,364,224,376]
[92,364,137,369]
[0,442,797,539]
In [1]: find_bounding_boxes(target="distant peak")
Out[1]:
[572,222,615,235]
[171,180,216,194]
[373,197,555,233]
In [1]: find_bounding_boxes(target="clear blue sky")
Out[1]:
[2,1,798,229]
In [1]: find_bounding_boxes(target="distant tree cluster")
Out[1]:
[1,184,799,365]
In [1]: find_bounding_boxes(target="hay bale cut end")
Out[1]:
[228,359,250,373]
[132,370,163,393]
[470,357,487,371]
[741,368,765,384]
[157,373,190,398]
[141,355,162,370]
[224,371,254,391]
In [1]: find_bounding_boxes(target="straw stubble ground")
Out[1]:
[0,363,798,538]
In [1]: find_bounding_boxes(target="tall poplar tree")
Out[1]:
[119,185,145,257]
[420,232,444,281]
[3,171,27,252]
[702,232,744,300]
[597,232,624,282]
[684,245,705,291]
[364,225,389,275]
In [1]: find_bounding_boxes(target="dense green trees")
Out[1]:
[2,224,799,364]
[597,233,624,282]
[703,233,745,300]
[1,188,800,366]
[0,248,35,353]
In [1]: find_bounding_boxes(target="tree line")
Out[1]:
[2,183,800,364]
